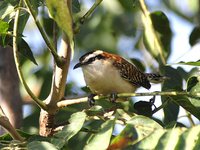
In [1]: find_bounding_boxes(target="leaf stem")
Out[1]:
[13,0,47,110]
[152,99,169,114]
[74,0,103,33]
[79,0,103,24]
[186,111,195,126]
[23,0,63,66]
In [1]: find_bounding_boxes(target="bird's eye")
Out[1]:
[97,55,104,59]
[88,57,95,63]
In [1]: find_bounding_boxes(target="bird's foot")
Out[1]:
[109,92,118,103]
[88,94,96,107]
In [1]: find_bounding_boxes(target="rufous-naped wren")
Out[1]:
[74,50,166,103]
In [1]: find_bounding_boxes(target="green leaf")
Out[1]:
[124,125,200,149]
[72,0,80,13]
[17,12,29,35]
[162,66,182,124]
[175,125,200,149]
[129,129,166,150]
[52,112,86,149]
[46,0,74,51]
[0,1,15,21]
[143,11,171,63]
[186,76,200,113]
[150,11,172,58]
[0,19,9,34]
[84,119,115,150]
[109,116,162,149]
[187,76,200,92]
[175,60,200,66]
[18,38,38,65]
[189,26,200,46]
[130,58,145,72]
[27,141,58,150]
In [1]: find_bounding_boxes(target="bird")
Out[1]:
[74,50,167,105]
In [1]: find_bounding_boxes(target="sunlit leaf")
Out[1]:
[175,60,200,66]
[150,11,172,58]
[0,2,15,21]
[122,125,200,149]
[186,76,200,111]
[109,116,162,149]
[143,11,171,63]
[46,0,74,52]
[84,120,115,150]
[0,20,9,34]
[52,112,86,149]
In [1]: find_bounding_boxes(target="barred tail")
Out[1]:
[145,73,169,83]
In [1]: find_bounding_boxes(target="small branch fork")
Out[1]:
[57,91,193,108]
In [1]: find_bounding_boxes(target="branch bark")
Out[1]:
[39,33,72,136]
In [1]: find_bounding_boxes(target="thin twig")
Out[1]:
[79,0,103,24]
[57,91,192,108]
[186,111,195,126]
[74,0,103,33]
[23,0,63,66]
[13,0,47,110]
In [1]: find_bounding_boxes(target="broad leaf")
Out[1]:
[46,0,74,52]
[0,2,15,21]
[52,112,86,149]
[186,76,200,114]
[127,125,200,150]
[130,58,145,72]
[143,11,171,63]
[0,20,9,34]
[72,0,80,13]
[150,11,172,58]
[84,119,115,150]
[109,116,162,149]
[162,66,181,124]
[27,141,57,150]
[189,26,200,46]
[18,38,38,65]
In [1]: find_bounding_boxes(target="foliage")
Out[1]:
[0,0,200,149]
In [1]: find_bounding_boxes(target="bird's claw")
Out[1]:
[109,93,118,103]
[88,94,96,107]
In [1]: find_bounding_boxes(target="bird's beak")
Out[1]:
[73,62,82,69]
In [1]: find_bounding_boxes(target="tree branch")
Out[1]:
[23,0,64,66]
[0,106,24,141]
[13,0,47,110]
[57,91,192,108]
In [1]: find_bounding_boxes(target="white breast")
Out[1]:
[81,59,136,95]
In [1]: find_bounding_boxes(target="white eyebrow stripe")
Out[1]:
[82,50,103,63]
